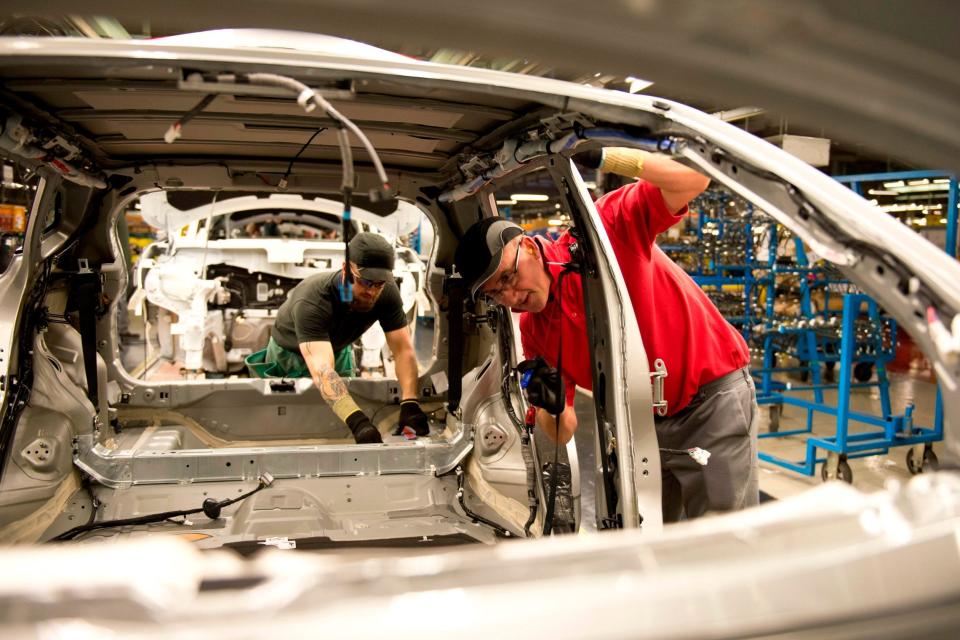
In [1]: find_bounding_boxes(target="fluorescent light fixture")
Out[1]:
[867,189,897,196]
[883,180,905,188]
[907,179,931,186]
[916,217,928,226]
[868,199,879,205]
[940,218,949,224]
[511,194,549,202]
[881,203,925,212]
[933,178,951,184]
[624,75,654,94]
[548,219,564,226]
[495,199,517,205]
[891,184,950,193]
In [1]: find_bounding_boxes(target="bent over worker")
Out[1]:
[454,148,758,521]
[251,232,429,444]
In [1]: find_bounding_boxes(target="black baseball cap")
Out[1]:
[348,232,395,282]
[454,217,524,298]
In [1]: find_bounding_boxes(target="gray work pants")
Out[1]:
[655,367,759,522]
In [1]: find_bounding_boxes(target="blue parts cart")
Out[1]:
[671,176,957,482]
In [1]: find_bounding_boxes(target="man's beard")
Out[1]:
[350,298,376,312]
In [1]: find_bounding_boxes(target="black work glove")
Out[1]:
[396,400,430,438]
[345,411,383,444]
[517,357,565,415]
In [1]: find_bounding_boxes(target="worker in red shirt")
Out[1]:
[454,148,758,521]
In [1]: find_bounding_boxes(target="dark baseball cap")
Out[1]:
[348,232,395,282]
[454,217,524,298]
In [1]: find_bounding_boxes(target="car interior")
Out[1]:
[0,36,957,556]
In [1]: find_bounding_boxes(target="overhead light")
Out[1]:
[624,75,653,94]
[907,179,931,186]
[933,178,951,184]
[940,218,949,224]
[547,219,564,226]
[915,217,928,226]
[881,203,925,212]
[582,181,597,190]
[867,189,897,196]
[711,106,765,123]
[511,194,549,202]
[554,203,561,210]
[868,199,878,205]
[496,199,517,205]
[883,180,905,188]
[890,183,950,193]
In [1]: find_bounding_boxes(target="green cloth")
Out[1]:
[245,337,355,378]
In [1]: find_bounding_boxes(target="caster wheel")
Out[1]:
[906,447,939,475]
[821,457,853,483]
[853,362,874,383]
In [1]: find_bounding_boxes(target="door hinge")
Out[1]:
[650,358,668,416]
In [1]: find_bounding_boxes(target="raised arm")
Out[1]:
[600,147,710,213]
[299,340,382,443]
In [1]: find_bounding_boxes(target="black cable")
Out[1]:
[0,260,49,479]
[51,505,208,541]
[165,94,217,143]
[454,465,512,538]
[543,263,577,536]
[498,305,524,430]
[281,128,327,186]
[181,94,217,126]
[49,474,273,542]
[83,479,100,528]
[340,185,354,301]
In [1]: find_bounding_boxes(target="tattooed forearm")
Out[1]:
[316,363,349,403]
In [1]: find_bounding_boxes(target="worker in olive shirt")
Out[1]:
[265,232,429,444]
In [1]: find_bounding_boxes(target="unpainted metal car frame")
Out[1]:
[0,30,957,637]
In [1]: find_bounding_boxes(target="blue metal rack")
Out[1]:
[833,171,958,454]
[672,175,957,481]
[757,294,941,480]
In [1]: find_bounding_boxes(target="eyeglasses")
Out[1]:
[356,276,387,289]
[350,267,387,290]
[483,238,524,302]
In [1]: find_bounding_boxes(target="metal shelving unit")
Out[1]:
[668,179,956,482]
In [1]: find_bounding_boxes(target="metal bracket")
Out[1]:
[650,358,668,416]
[180,72,354,100]
[77,258,91,274]
[539,113,594,139]
[465,309,498,333]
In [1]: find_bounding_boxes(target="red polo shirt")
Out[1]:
[519,180,749,416]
